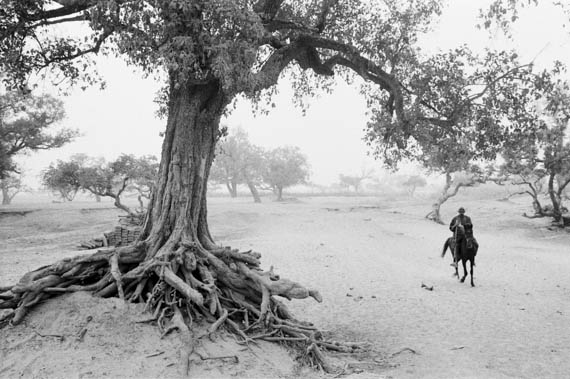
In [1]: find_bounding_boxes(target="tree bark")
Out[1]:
[276,186,283,201]
[138,79,226,256]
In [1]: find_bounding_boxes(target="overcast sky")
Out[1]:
[16,0,570,188]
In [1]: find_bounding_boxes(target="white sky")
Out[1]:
[16,0,570,187]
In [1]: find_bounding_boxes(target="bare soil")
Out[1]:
[1,193,569,378]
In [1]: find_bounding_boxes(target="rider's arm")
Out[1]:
[449,217,456,232]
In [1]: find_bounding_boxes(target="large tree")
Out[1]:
[0,0,544,371]
[0,91,76,179]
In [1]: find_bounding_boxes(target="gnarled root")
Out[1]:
[0,241,362,374]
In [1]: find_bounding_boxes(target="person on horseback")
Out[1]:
[449,207,478,267]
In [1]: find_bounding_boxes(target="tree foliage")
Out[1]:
[0,91,76,179]
[42,154,158,214]
[0,173,29,205]
[125,155,159,212]
[363,44,562,222]
[3,0,549,369]
[478,0,539,33]
[365,47,549,168]
[263,146,309,201]
[500,81,570,225]
[41,158,82,201]
[210,127,265,202]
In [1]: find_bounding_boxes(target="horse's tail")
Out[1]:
[441,237,451,258]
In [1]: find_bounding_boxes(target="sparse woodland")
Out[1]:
[1,0,569,375]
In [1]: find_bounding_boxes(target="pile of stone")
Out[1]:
[104,225,141,246]
[78,213,145,250]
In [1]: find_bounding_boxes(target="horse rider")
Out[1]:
[449,207,478,267]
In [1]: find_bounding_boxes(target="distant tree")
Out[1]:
[402,175,427,197]
[0,91,77,179]
[0,174,29,205]
[210,128,265,202]
[263,147,309,201]
[210,130,241,198]
[78,163,133,213]
[500,83,570,226]
[425,165,498,224]
[80,154,160,215]
[43,154,156,215]
[41,159,82,201]
[240,144,266,203]
[125,155,159,212]
[338,168,374,193]
[418,136,502,224]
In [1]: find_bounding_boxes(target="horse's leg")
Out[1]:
[460,259,468,283]
[451,241,460,272]
[470,259,475,287]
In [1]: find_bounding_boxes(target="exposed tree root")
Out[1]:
[0,240,364,374]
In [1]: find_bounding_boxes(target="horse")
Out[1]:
[441,233,478,287]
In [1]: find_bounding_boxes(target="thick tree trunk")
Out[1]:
[276,186,284,201]
[140,79,226,254]
[246,180,261,203]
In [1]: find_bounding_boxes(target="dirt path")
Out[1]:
[209,196,570,378]
[1,195,569,378]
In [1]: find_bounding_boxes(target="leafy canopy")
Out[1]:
[42,153,158,211]
[364,46,562,175]
[1,0,549,177]
[263,146,309,191]
[210,127,265,186]
[500,79,570,204]
[1,1,447,122]
[0,91,76,179]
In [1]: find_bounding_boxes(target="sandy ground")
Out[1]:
[1,193,569,378]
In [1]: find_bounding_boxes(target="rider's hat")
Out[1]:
[458,207,465,214]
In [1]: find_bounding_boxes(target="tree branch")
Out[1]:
[29,0,96,22]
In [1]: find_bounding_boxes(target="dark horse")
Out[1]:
[441,228,478,287]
